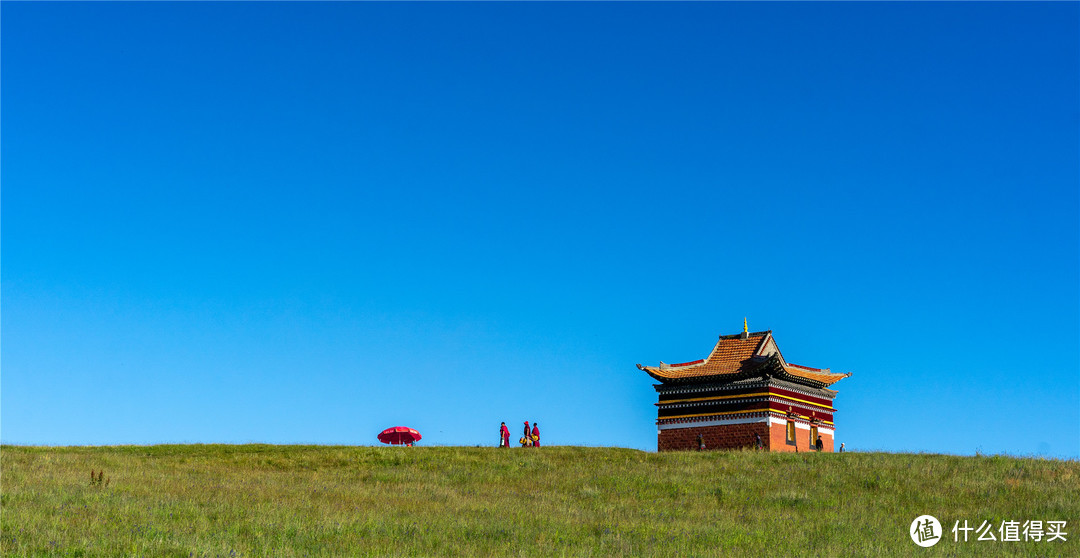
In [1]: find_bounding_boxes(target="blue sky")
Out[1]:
[2,2,1077,458]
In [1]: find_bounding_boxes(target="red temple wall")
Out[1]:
[656,419,835,452]
[657,422,770,452]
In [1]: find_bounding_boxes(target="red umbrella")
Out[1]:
[378,426,421,446]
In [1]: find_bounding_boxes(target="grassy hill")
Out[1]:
[2,445,1077,557]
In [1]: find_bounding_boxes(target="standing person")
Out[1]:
[839,443,845,453]
[499,422,510,448]
[697,434,705,451]
[755,433,764,450]
[815,435,824,452]
[522,421,532,447]
[532,422,540,447]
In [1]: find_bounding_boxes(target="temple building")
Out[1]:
[637,321,851,452]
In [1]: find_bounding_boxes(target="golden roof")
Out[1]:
[637,330,851,387]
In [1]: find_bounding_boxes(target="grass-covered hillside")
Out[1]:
[2,445,1077,556]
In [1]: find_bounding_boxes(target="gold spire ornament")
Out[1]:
[743,317,748,334]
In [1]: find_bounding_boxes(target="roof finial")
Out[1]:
[742,317,748,339]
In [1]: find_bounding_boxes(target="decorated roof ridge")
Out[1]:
[783,361,853,383]
[718,330,771,340]
[784,365,851,381]
[765,355,850,387]
[787,363,826,372]
[660,359,704,368]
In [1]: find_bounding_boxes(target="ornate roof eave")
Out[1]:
[638,357,772,385]
[637,363,675,383]
[640,354,851,390]
[762,354,852,389]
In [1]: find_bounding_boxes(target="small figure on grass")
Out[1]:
[531,422,540,448]
[499,422,510,448]
[90,470,108,488]
[697,434,705,451]
[815,435,824,452]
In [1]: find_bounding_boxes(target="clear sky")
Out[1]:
[2,2,1077,458]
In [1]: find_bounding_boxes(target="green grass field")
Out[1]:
[2,445,1077,557]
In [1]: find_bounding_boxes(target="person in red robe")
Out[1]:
[531,423,540,448]
[522,421,532,447]
[499,422,510,448]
